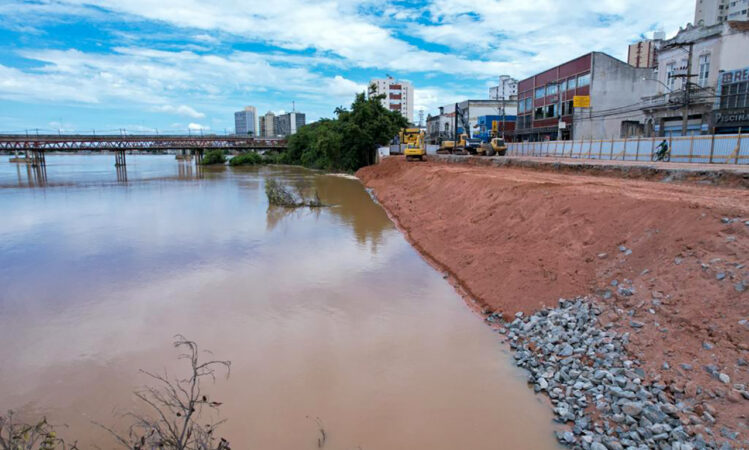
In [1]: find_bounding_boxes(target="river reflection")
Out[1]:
[0,155,559,449]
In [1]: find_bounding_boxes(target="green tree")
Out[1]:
[284,88,407,172]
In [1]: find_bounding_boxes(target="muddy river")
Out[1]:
[0,155,559,449]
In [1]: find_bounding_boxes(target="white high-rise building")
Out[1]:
[234,106,257,136]
[370,77,414,123]
[695,0,748,26]
[489,75,518,100]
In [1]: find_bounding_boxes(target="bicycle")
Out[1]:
[651,140,671,162]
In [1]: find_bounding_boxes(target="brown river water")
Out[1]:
[0,155,560,449]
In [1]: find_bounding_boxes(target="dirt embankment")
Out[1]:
[357,157,749,437]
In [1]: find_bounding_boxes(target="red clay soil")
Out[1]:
[357,157,749,435]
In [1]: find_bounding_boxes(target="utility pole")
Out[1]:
[557,69,563,141]
[681,43,694,136]
[454,103,458,143]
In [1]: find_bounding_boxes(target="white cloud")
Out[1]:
[153,104,206,119]
[187,122,208,131]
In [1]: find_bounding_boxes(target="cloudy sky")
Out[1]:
[0,0,692,134]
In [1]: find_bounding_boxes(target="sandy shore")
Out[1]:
[357,157,748,446]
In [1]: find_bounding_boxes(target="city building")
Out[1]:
[370,77,414,123]
[490,75,518,100]
[515,52,656,141]
[714,65,749,133]
[259,111,276,138]
[274,112,306,137]
[426,99,517,143]
[627,32,665,68]
[694,0,749,26]
[234,106,257,136]
[641,20,749,136]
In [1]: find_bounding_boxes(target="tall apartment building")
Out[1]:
[234,106,257,136]
[274,112,305,137]
[627,32,665,68]
[370,77,414,123]
[259,111,276,138]
[695,0,749,26]
[489,75,518,100]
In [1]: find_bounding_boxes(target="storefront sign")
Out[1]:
[714,109,749,125]
[721,68,749,85]
[573,96,590,108]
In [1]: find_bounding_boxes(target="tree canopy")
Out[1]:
[283,88,408,172]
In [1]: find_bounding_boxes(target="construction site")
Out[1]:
[358,153,748,448]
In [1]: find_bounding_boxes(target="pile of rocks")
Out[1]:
[498,298,744,450]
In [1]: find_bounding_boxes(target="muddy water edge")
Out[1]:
[0,155,560,449]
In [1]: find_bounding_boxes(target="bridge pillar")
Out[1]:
[30,150,46,167]
[114,150,126,167]
[193,149,204,165]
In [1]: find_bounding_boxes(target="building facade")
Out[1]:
[274,112,306,137]
[515,52,656,141]
[234,106,257,136]
[370,77,414,123]
[641,21,749,136]
[259,111,276,138]
[714,66,749,133]
[489,75,518,100]
[627,32,665,68]
[695,0,749,26]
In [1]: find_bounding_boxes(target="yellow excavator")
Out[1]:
[400,128,426,161]
[437,133,468,154]
[477,121,508,156]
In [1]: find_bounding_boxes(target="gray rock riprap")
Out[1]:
[501,297,741,449]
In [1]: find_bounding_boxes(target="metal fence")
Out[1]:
[507,133,749,164]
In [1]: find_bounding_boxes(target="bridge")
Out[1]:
[0,134,287,166]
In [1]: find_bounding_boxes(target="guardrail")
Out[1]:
[507,133,748,164]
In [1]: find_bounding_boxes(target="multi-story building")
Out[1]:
[370,77,414,123]
[489,75,518,100]
[515,52,656,141]
[274,112,306,137]
[641,20,749,135]
[627,32,665,68]
[259,111,276,138]
[234,106,257,136]
[695,0,749,26]
[714,66,749,133]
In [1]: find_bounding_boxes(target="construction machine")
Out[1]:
[477,120,508,156]
[399,128,426,161]
[437,133,468,154]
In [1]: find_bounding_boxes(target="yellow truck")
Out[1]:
[399,128,426,161]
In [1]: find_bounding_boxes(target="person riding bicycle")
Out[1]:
[654,139,669,161]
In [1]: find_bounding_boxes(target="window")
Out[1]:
[562,100,574,116]
[547,83,557,96]
[722,82,749,109]
[577,73,590,87]
[558,79,567,92]
[698,54,710,87]
[534,107,544,120]
[666,62,675,90]
[518,98,525,114]
[525,97,532,112]
[545,104,557,118]
[535,86,545,99]
[568,77,576,90]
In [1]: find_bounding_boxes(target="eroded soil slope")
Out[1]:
[358,157,749,434]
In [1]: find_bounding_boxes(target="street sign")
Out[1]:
[558,121,567,129]
[573,95,590,108]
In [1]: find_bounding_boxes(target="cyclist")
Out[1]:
[653,139,670,162]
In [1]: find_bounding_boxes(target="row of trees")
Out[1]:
[283,88,408,172]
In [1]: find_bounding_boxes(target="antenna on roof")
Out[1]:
[292,101,295,112]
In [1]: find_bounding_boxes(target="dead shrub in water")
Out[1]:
[97,335,231,450]
[265,178,324,208]
[0,412,78,450]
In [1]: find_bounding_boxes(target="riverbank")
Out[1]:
[357,157,749,448]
